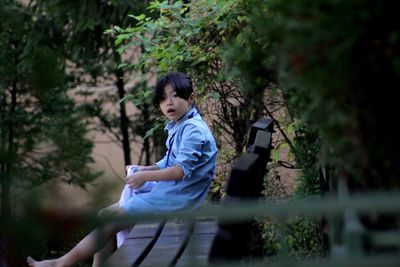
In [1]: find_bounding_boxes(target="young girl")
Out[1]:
[27,72,218,267]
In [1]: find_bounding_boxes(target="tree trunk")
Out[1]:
[0,80,16,220]
[142,103,151,165]
[0,165,11,220]
[115,68,131,166]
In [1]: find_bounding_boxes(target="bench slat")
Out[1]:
[128,220,166,238]
[139,220,193,266]
[104,220,165,267]
[176,220,218,267]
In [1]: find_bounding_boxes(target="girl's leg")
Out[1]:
[27,203,131,267]
[92,237,115,267]
[92,203,120,267]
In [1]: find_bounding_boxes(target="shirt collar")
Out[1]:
[164,106,198,133]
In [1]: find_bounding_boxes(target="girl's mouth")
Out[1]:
[167,108,175,114]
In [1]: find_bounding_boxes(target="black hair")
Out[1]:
[153,72,193,107]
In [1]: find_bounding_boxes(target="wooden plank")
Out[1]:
[248,116,273,146]
[139,220,193,266]
[104,220,165,267]
[225,153,260,198]
[191,220,218,234]
[175,220,218,267]
[128,220,165,239]
[252,131,271,156]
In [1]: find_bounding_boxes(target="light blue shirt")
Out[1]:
[122,107,218,215]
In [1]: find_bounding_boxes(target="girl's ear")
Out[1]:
[188,92,195,104]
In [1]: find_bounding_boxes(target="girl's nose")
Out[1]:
[166,96,173,105]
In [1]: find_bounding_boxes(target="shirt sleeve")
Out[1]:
[173,123,204,180]
[155,154,167,169]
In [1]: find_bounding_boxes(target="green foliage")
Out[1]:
[0,1,104,263]
[214,0,325,258]
[221,0,400,259]
[223,0,400,192]
[0,0,100,198]
[221,0,320,197]
[286,217,323,258]
[258,0,400,188]
[261,219,280,256]
[24,0,162,170]
[222,2,277,96]
[292,129,320,196]
[29,0,149,78]
[115,0,266,179]
[114,0,249,74]
[261,216,323,259]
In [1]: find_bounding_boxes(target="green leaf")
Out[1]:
[113,25,123,32]
[272,148,280,162]
[117,63,128,69]
[103,28,114,34]
[128,14,146,21]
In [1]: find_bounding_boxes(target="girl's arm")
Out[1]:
[125,166,184,189]
[125,164,160,173]
[137,165,160,171]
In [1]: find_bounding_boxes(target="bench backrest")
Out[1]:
[209,116,274,261]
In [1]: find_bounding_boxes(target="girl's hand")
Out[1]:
[125,172,147,189]
[125,164,141,173]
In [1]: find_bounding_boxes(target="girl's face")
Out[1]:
[159,84,193,121]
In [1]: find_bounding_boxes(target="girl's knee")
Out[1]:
[97,203,120,219]
[97,207,107,219]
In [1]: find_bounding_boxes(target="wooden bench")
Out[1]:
[104,117,274,267]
